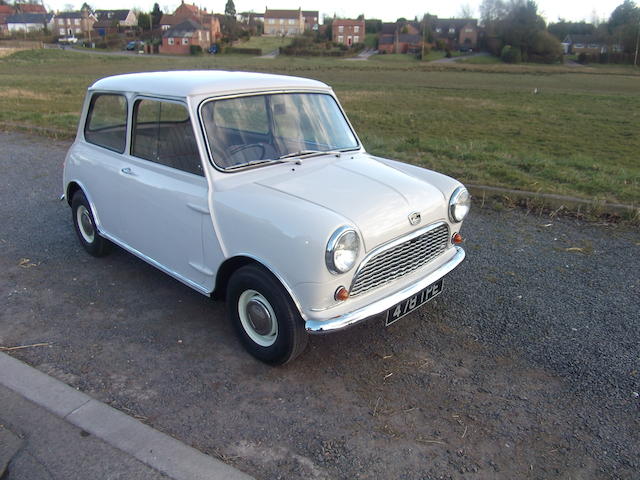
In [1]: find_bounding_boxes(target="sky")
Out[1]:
[44,0,624,24]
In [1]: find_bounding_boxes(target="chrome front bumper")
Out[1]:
[305,246,465,333]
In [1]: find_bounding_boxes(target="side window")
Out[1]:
[131,99,203,176]
[84,94,127,153]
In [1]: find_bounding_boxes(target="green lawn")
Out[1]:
[232,35,291,54]
[1,48,639,205]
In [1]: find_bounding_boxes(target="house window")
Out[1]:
[449,27,455,33]
[436,27,441,33]
[268,18,275,24]
[75,27,80,33]
[74,18,80,25]
[354,26,359,33]
[288,19,295,24]
[168,37,174,45]
[338,35,343,43]
[59,27,65,34]
[182,37,189,45]
[354,35,359,43]
[58,19,64,25]
[162,25,169,30]
[338,25,344,33]
[465,28,473,32]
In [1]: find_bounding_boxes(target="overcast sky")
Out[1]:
[44,0,623,24]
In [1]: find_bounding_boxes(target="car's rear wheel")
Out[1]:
[71,191,110,257]
[227,265,308,365]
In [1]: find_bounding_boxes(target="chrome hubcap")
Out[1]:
[77,205,95,243]
[238,290,278,347]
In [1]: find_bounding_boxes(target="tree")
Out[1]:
[608,0,640,53]
[138,12,151,30]
[151,3,162,30]
[548,20,595,41]
[225,0,236,18]
[457,3,474,19]
[481,0,562,62]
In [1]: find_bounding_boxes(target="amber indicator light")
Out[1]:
[335,287,350,301]
[452,233,463,244]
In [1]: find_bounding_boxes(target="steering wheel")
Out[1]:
[225,143,267,163]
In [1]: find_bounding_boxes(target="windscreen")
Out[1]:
[200,93,359,170]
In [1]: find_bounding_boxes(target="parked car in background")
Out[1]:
[62,71,470,364]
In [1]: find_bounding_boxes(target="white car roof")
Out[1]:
[89,70,331,98]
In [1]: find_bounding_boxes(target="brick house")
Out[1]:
[93,9,138,37]
[378,22,422,54]
[160,18,210,54]
[302,10,319,31]
[430,18,478,50]
[15,3,47,14]
[160,3,220,45]
[264,8,304,36]
[332,19,365,46]
[0,5,16,35]
[53,9,96,39]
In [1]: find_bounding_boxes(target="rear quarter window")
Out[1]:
[84,93,128,153]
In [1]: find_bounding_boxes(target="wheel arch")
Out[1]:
[213,255,305,320]
[66,181,82,206]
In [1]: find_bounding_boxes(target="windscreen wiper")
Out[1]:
[277,150,344,161]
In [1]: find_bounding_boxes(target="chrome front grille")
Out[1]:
[350,222,450,297]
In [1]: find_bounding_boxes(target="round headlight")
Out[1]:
[326,227,360,274]
[449,187,471,223]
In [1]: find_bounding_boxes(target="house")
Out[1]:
[160,3,220,45]
[332,19,364,47]
[53,10,96,38]
[378,22,422,54]
[93,9,137,37]
[0,5,16,35]
[429,18,478,50]
[160,18,210,54]
[6,13,54,33]
[562,34,608,55]
[15,3,47,14]
[263,8,304,36]
[302,10,318,31]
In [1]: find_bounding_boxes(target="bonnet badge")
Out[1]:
[408,212,421,226]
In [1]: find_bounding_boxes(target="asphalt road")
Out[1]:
[0,131,638,479]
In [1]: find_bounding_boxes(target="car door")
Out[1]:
[117,97,214,293]
[79,92,130,239]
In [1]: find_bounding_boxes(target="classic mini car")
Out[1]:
[62,71,470,364]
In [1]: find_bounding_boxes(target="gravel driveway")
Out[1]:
[0,131,638,479]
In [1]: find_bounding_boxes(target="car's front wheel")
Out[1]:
[227,265,308,365]
[71,191,111,257]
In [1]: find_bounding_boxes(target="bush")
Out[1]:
[577,52,588,64]
[189,45,202,55]
[501,45,522,63]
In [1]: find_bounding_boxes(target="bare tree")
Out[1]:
[457,3,475,19]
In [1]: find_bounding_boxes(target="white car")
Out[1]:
[62,71,470,364]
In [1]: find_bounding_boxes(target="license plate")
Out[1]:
[385,278,444,326]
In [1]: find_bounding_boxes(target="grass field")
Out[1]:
[0,48,638,205]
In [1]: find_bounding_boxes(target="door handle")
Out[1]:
[121,167,133,175]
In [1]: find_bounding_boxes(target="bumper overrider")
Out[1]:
[305,246,465,333]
